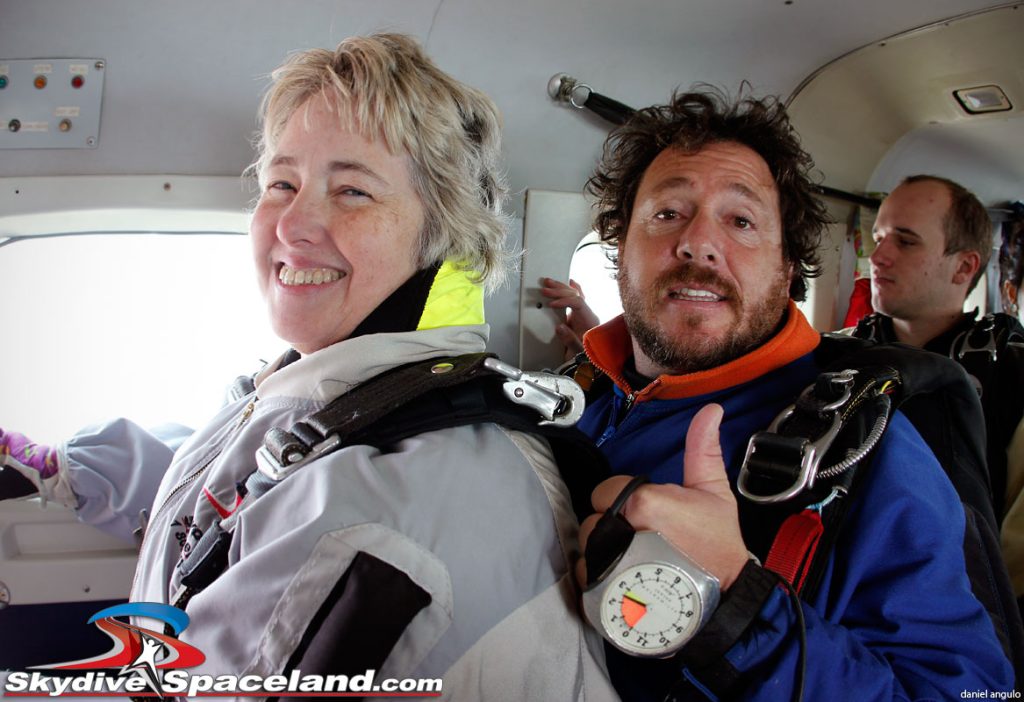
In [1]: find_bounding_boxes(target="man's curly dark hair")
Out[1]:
[587,87,828,301]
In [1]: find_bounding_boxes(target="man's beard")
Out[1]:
[618,260,790,375]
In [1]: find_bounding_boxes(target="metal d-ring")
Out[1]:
[569,83,592,109]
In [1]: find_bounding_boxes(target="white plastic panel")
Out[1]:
[0,175,252,231]
[0,58,105,150]
[0,500,135,605]
[519,189,592,372]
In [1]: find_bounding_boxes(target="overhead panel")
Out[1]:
[0,58,105,150]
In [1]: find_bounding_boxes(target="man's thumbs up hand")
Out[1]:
[579,404,748,590]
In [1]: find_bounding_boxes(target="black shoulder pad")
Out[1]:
[278,551,431,694]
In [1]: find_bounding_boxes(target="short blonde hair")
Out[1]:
[252,33,509,288]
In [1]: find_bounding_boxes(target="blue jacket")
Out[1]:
[579,306,1014,701]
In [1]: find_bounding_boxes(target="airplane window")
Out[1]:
[569,232,623,324]
[0,234,281,443]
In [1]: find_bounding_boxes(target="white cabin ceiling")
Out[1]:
[788,4,1024,203]
[0,0,1016,213]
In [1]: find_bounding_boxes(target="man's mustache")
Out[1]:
[649,263,738,301]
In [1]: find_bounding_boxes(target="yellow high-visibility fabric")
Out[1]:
[416,261,485,330]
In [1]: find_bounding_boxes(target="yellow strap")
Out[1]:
[416,261,485,330]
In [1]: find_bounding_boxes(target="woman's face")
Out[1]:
[1004,279,1024,324]
[251,95,424,354]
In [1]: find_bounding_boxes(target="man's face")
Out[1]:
[869,180,966,320]
[617,141,792,377]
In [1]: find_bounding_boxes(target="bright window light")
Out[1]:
[0,233,283,444]
[568,232,623,324]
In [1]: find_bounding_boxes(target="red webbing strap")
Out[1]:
[764,509,824,593]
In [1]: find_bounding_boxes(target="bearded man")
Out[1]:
[563,89,1013,701]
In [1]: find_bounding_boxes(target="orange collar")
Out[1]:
[582,300,820,401]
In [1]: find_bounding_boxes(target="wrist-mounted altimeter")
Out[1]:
[582,475,720,657]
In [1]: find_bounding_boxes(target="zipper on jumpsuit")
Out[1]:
[596,389,641,447]
[129,399,256,600]
[583,348,653,446]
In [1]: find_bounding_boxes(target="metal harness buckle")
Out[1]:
[482,357,585,427]
[953,315,999,363]
[737,370,855,504]
[255,433,341,482]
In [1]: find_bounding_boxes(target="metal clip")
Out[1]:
[483,357,585,426]
[953,317,999,363]
[737,407,844,504]
[737,371,856,505]
[810,369,857,413]
[255,433,341,482]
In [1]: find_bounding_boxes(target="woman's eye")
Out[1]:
[266,181,295,193]
[654,209,678,221]
[340,187,370,198]
[733,216,752,229]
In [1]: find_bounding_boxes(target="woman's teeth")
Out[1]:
[279,266,343,286]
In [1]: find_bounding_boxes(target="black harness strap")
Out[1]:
[854,313,1024,529]
[951,314,1024,524]
[329,367,607,521]
[174,353,608,610]
[263,352,496,468]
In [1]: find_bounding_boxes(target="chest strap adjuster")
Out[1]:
[736,371,853,504]
[737,367,898,506]
[256,431,341,482]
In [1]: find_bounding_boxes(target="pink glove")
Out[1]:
[0,428,59,499]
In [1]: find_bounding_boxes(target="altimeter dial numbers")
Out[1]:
[583,531,720,658]
[598,562,702,656]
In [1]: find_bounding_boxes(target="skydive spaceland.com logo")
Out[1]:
[2,602,442,698]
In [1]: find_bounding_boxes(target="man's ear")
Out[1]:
[785,260,797,296]
[951,250,982,287]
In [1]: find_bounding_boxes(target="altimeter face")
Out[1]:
[598,561,702,656]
